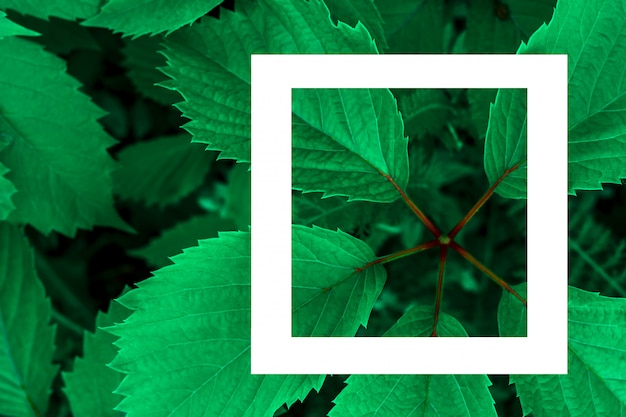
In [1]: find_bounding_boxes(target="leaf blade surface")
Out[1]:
[110,225,385,416]
[0,37,128,236]
[0,223,58,417]
[161,0,408,202]
[330,306,497,417]
[484,0,626,197]
[498,284,626,416]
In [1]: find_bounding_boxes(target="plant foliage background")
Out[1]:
[1,0,626,416]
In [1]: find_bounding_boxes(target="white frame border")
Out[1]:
[251,55,568,375]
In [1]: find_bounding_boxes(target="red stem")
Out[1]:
[355,239,439,273]
[448,160,525,239]
[449,241,527,306]
[430,245,449,337]
[383,173,442,238]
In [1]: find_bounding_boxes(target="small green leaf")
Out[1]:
[0,11,38,38]
[114,134,212,208]
[498,284,626,416]
[0,222,58,417]
[292,225,385,336]
[0,37,129,236]
[330,306,497,417]
[293,89,408,202]
[63,299,131,417]
[484,89,528,198]
[82,0,225,37]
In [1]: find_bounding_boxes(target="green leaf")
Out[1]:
[376,0,445,53]
[0,37,129,236]
[0,222,58,417]
[292,225,386,336]
[325,0,387,49]
[122,35,180,105]
[465,0,556,53]
[292,89,408,202]
[485,0,626,197]
[161,0,409,203]
[82,0,224,37]
[110,225,384,416]
[0,11,38,38]
[63,299,131,417]
[131,212,237,268]
[113,134,212,208]
[0,0,100,21]
[498,284,626,416]
[329,306,497,417]
[484,89,528,198]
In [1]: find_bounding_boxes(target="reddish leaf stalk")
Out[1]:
[430,245,449,337]
[383,173,442,238]
[450,242,527,306]
[355,239,439,273]
[448,160,525,239]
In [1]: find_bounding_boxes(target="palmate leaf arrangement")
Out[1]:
[1,0,626,416]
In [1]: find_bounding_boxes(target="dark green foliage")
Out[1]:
[0,1,625,416]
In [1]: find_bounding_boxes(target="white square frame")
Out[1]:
[251,55,568,375]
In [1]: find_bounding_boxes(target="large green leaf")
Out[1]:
[0,0,100,20]
[329,306,497,417]
[485,0,626,197]
[0,223,58,417]
[82,0,224,37]
[110,225,385,416]
[0,11,37,38]
[113,134,212,208]
[161,0,409,203]
[63,299,131,417]
[0,37,128,236]
[498,284,626,416]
